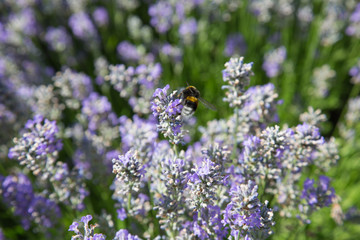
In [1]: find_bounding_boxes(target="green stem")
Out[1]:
[231,107,239,163]
[126,192,132,229]
[173,144,178,157]
[127,192,132,213]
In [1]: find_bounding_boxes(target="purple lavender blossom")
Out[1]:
[349,59,360,84]
[68,11,96,39]
[105,63,161,114]
[53,68,94,105]
[166,98,182,116]
[224,33,247,57]
[153,150,189,233]
[1,174,60,230]
[240,135,264,177]
[0,228,4,240]
[135,63,162,89]
[179,18,197,43]
[69,214,106,239]
[118,115,157,160]
[151,85,185,144]
[93,7,109,26]
[117,208,127,220]
[187,157,224,210]
[262,46,287,78]
[346,3,360,37]
[81,92,120,154]
[8,115,62,176]
[114,229,141,240]
[222,180,275,238]
[1,174,34,229]
[45,27,72,52]
[148,1,174,33]
[117,41,141,62]
[27,195,61,228]
[293,123,325,165]
[222,57,253,107]
[82,92,117,132]
[8,8,37,36]
[160,43,183,62]
[243,83,281,123]
[301,176,335,209]
[0,22,8,43]
[112,150,146,194]
[193,205,228,239]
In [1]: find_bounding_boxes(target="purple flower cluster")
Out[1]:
[119,115,157,161]
[112,150,146,194]
[262,46,286,78]
[106,63,162,114]
[68,12,97,40]
[179,18,198,43]
[299,107,327,126]
[346,3,360,38]
[8,115,62,177]
[1,174,60,230]
[224,33,247,57]
[160,43,183,62]
[153,151,189,234]
[114,229,141,240]
[349,58,360,84]
[301,176,335,209]
[223,181,274,239]
[151,85,185,144]
[148,1,174,33]
[81,92,120,154]
[45,27,72,52]
[53,68,94,110]
[8,115,88,210]
[69,215,105,240]
[222,57,254,107]
[117,41,142,62]
[243,83,281,123]
[93,7,109,27]
[311,65,336,97]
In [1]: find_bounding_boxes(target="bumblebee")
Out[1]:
[177,86,216,118]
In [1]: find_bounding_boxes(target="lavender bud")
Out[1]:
[301,176,335,209]
[262,46,286,78]
[349,58,360,84]
[299,107,327,126]
[224,33,247,57]
[68,12,97,40]
[311,65,336,97]
[68,215,106,240]
[8,115,62,178]
[222,57,253,107]
[114,229,141,240]
[148,1,174,33]
[112,150,146,194]
[222,180,275,239]
[151,85,185,145]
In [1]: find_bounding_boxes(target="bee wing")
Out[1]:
[199,97,217,111]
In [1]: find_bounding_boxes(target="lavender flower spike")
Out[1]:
[112,150,146,194]
[301,176,335,209]
[151,84,185,145]
[69,214,106,240]
[8,115,62,178]
[222,57,254,107]
[262,46,286,78]
[222,180,275,239]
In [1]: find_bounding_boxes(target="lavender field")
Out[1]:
[1,0,360,239]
